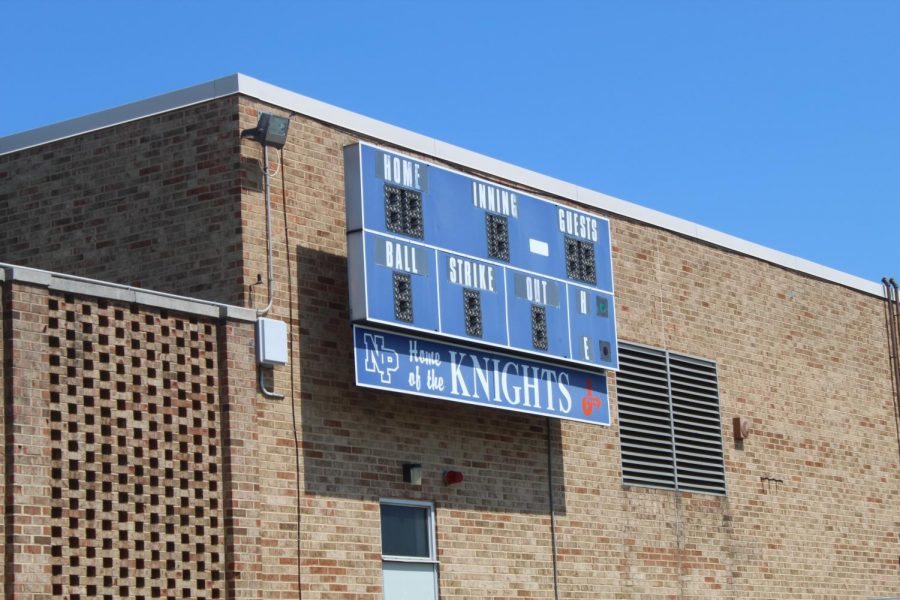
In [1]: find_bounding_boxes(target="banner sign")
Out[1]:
[345,142,618,371]
[354,325,610,426]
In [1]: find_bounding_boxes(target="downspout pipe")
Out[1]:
[884,278,900,462]
[546,418,560,600]
[883,278,898,380]
[889,279,900,390]
[882,278,898,398]
[890,277,900,326]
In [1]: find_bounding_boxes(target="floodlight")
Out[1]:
[241,112,290,149]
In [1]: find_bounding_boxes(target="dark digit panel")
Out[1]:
[384,184,424,239]
[485,214,510,262]
[393,273,413,322]
[578,241,596,284]
[405,190,423,239]
[463,289,483,337]
[384,185,404,234]
[564,237,579,280]
[564,237,596,285]
[531,305,548,350]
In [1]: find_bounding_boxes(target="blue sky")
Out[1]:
[1,0,897,283]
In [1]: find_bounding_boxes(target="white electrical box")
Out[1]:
[256,318,288,366]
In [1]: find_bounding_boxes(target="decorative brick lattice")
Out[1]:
[47,294,225,600]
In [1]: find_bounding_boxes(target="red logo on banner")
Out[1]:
[581,378,603,416]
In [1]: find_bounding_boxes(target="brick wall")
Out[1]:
[3,281,52,600]
[234,95,898,598]
[0,97,244,304]
[0,277,264,600]
[45,293,228,599]
[0,93,898,598]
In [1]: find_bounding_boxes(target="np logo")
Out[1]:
[363,333,399,384]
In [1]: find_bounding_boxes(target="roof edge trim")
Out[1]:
[0,73,883,297]
[0,75,241,156]
[235,75,882,296]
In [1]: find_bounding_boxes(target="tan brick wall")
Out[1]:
[235,95,898,598]
[3,282,53,600]
[0,97,244,304]
[216,318,267,600]
[0,94,897,598]
[605,222,899,597]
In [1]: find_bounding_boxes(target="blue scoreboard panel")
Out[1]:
[345,143,618,371]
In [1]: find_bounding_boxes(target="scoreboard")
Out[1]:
[345,143,618,371]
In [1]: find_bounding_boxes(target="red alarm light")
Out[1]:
[443,470,464,485]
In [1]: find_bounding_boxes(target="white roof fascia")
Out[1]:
[0,75,241,156]
[236,75,882,296]
[0,74,884,297]
[235,74,437,155]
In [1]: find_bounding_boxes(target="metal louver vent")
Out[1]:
[616,342,726,495]
[617,345,676,490]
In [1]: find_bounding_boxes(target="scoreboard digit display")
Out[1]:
[345,143,619,371]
